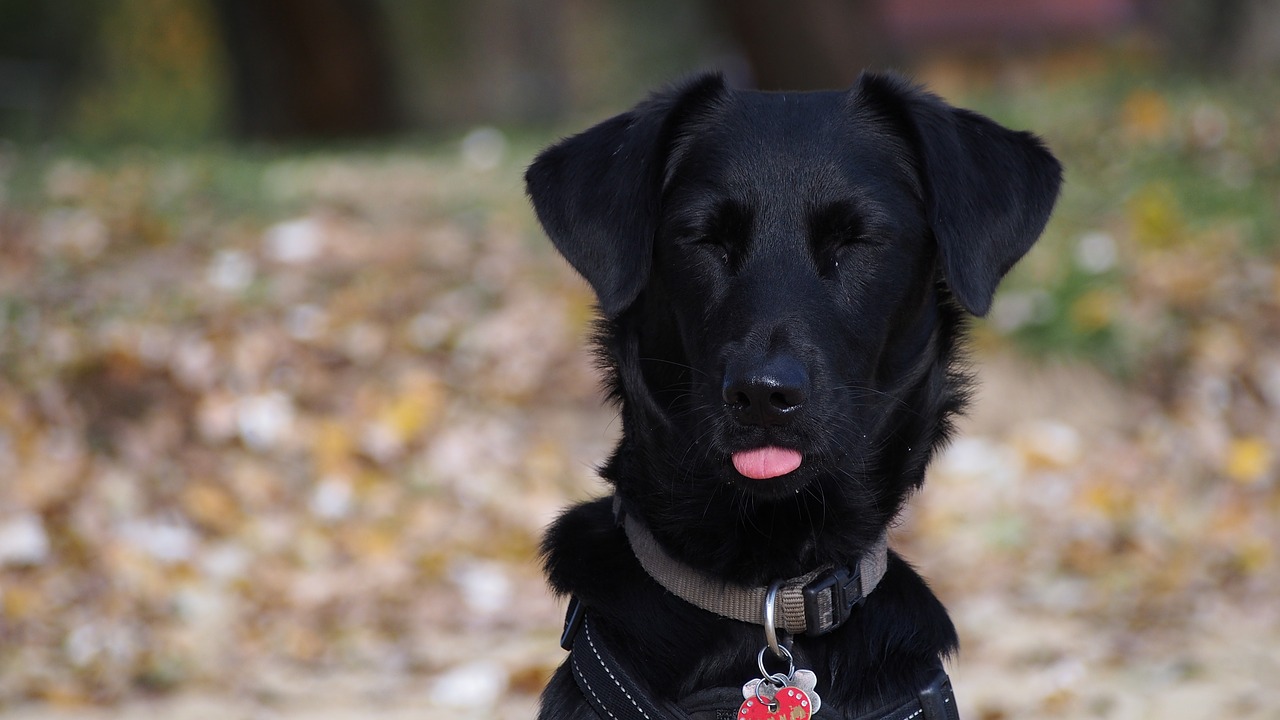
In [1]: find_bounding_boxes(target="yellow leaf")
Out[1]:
[313,418,355,475]
[182,482,240,534]
[345,525,398,560]
[1068,289,1116,333]
[381,372,443,439]
[2,585,41,619]
[1236,537,1273,575]
[36,683,91,708]
[1121,89,1170,142]
[565,284,598,333]
[1224,437,1272,484]
[1078,481,1133,517]
[1128,183,1183,249]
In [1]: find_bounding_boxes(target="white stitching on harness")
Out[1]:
[572,653,620,720]
[584,622,652,720]
[903,693,952,720]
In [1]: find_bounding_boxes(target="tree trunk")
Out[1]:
[210,0,396,140]
[1137,0,1280,73]
[711,0,888,91]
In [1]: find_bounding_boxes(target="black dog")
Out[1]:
[526,71,1061,719]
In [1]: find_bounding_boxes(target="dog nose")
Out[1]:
[722,355,809,427]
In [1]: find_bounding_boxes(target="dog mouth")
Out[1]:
[731,446,803,480]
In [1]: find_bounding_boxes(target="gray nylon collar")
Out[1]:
[618,503,890,635]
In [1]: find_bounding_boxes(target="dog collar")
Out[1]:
[618,503,890,636]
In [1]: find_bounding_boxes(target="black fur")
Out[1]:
[527,71,1061,718]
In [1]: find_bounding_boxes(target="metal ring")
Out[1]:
[763,580,783,659]
[753,678,777,708]
[756,644,794,680]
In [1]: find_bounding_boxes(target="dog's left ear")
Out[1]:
[526,73,728,318]
[854,73,1063,316]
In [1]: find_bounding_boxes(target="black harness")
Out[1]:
[561,599,960,720]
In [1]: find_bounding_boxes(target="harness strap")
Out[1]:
[567,602,691,720]
[565,601,961,720]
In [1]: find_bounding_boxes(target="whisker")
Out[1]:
[638,356,711,377]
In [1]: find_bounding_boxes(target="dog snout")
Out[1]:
[721,354,809,427]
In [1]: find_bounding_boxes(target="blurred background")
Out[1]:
[1,1,1278,718]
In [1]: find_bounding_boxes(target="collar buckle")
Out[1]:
[801,563,863,635]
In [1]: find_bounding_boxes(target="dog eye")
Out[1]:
[809,204,872,275]
[827,225,867,247]
[685,201,750,268]
[694,233,734,264]
[815,234,867,276]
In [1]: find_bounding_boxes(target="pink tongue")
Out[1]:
[732,446,802,480]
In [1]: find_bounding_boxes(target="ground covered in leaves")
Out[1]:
[1,73,1279,718]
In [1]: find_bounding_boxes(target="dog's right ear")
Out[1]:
[525,73,727,318]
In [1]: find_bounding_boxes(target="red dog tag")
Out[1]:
[738,686,812,720]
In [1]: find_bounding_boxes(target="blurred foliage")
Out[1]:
[962,68,1280,377]
[380,0,724,128]
[6,0,1280,144]
[0,132,595,706]
[0,0,224,146]
[67,0,226,145]
[0,1,104,140]
[0,0,723,144]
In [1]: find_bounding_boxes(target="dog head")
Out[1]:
[527,72,1060,580]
